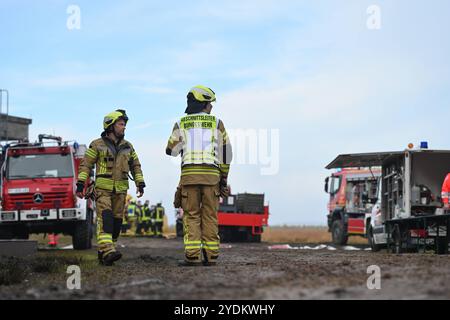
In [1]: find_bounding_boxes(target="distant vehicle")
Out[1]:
[326,144,450,254]
[176,192,270,243]
[324,168,381,245]
[218,193,269,243]
[0,134,94,249]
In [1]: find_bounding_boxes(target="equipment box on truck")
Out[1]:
[326,146,450,254]
[0,135,94,249]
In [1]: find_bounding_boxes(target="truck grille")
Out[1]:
[6,192,71,209]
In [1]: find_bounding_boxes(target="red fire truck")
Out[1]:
[218,193,269,242]
[176,192,269,242]
[324,168,381,245]
[0,135,94,249]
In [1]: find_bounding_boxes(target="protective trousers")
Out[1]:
[95,190,126,257]
[181,184,220,263]
[153,222,163,236]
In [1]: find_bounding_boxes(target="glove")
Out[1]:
[138,182,146,194]
[174,186,182,208]
[219,177,230,198]
[76,182,85,193]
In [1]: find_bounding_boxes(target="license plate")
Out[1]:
[1,212,15,221]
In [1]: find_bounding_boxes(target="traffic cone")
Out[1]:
[48,233,59,247]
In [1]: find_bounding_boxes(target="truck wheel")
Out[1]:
[436,237,448,255]
[253,234,261,243]
[368,226,381,252]
[72,211,92,250]
[246,229,261,243]
[331,219,348,245]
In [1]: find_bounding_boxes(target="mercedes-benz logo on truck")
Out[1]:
[33,193,44,204]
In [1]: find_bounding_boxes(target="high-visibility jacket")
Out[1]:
[128,204,137,217]
[166,112,232,185]
[142,205,151,221]
[153,206,165,222]
[442,173,450,205]
[135,206,143,221]
[77,133,145,193]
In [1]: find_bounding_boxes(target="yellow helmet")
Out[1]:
[188,85,216,102]
[103,109,129,130]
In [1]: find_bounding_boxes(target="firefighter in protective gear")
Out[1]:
[135,200,145,235]
[76,109,146,266]
[141,200,153,236]
[441,173,450,210]
[127,199,139,236]
[166,85,232,266]
[152,202,165,238]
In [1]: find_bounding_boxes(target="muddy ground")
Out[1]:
[1,237,450,300]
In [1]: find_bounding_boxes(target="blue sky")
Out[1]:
[1,0,450,225]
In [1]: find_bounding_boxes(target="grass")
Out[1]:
[262,226,369,245]
[0,257,28,286]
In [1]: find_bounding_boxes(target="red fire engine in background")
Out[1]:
[324,168,381,245]
[0,134,94,249]
[176,192,269,242]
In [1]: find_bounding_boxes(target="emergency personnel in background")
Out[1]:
[135,200,144,235]
[149,204,156,236]
[121,194,133,234]
[152,202,165,238]
[127,199,138,236]
[76,109,146,266]
[141,200,153,236]
[441,173,450,210]
[166,85,232,266]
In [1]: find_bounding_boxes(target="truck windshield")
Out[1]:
[7,154,73,180]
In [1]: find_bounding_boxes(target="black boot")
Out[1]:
[178,260,202,267]
[102,251,122,266]
[202,249,217,266]
[98,251,104,265]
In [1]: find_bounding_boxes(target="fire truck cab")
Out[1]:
[0,135,94,249]
[324,168,381,245]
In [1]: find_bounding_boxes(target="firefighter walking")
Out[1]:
[76,109,146,266]
[166,85,232,266]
